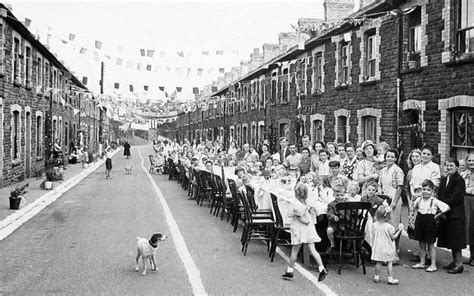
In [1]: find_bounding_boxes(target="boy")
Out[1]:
[326,185,348,253]
[412,179,450,272]
[327,160,350,190]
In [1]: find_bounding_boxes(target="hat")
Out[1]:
[362,140,374,150]
[191,155,199,160]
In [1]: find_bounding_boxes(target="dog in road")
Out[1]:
[134,233,167,276]
[125,163,133,175]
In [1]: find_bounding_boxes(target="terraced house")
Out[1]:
[176,0,474,164]
[0,4,104,188]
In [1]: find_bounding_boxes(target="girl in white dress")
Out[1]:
[371,205,404,285]
[282,183,328,282]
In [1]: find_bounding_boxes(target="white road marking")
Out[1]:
[275,247,338,296]
[139,147,207,296]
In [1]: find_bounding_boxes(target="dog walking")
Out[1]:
[105,146,113,179]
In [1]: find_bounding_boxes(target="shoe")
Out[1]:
[447,266,464,274]
[443,262,455,270]
[282,272,294,280]
[463,258,474,266]
[425,266,437,272]
[318,269,328,282]
[388,278,399,285]
[373,276,380,283]
[412,263,426,269]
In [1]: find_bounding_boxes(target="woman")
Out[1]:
[410,145,441,192]
[123,141,131,159]
[437,158,466,274]
[297,147,312,178]
[228,141,238,157]
[311,141,325,174]
[260,143,272,164]
[464,154,474,266]
[105,146,113,179]
[326,142,339,161]
[378,148,404,252]
[405,149,422,240]
[355,140,379,187]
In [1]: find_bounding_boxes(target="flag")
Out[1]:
[176,87,182,92]
[147,50,154,57]
[216,50,224,55]
[146,64,152,71]
[82,77,88,85]
[219,68,225,73]
[197,68,203,76]
[79,47,87,54]
[105,55,111,60]
[114,82,120,89]
[61,39,68,44]
[116,58,123,65]
[159,86,165,91]
[95,40,102,49]
[24,18,31,27]
[144,85,149,91]
[129,84,134,92]
[202,51,209,55]
[212,86,218,92]
[297,96,302,111]
[68,33,75,41]
[140,49,146,56]
[176,51,184,57]
[73,108,80,116]
[193,87,199,94]
[166,67,171,72]
[186,68,191,77]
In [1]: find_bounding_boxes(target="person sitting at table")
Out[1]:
[326,185,348,253]
[327,160,350,190]
[153,151,166,174]
[261,158,274,179]
[284,144,302,175]
[345,181,361,202]
[249,145,260,162]
[235,166,250,188]
[260,143,272,164]
[297,147,312,179]
[68,146,79,164]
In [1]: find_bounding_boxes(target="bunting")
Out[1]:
[68,33,75,41]
[140,49,146,56]
[95,40,102,49]
[129,84,134,92]
[176,51,184,57]
[147,50,154,57]
[146,64,152,71]
[114,82,120,89]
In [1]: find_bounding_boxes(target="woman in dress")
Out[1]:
[378,148,405,252]
[355,140,379,188]
[326,142,339,161]
[405,149,422,240]
[463,154,474,266]
[259,143,272,164]
[437,158,466,274]
[311,141,325,174]
[123,141,131,159]
[410,145,441,192]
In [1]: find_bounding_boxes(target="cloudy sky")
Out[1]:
[7,0,342,99]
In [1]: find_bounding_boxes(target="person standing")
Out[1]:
[464,154,474,266]
[123,141,131,159]
[279,137,290,163]
[105,146,113,179]
[437,158,466,274]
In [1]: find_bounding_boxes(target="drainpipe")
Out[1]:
[396,10,403,152]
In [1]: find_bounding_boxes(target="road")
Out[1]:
[0,145,472,295]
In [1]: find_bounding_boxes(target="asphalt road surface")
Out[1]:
[0,145,472,295]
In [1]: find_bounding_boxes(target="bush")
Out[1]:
[10,183,29,199]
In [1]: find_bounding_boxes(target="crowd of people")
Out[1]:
[149,135,474,283]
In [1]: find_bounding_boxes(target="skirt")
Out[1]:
[105,158,112,170]
[437,217,466,250]
[414,213,437,244]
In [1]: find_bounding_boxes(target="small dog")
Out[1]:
[125,163,133,175]
[134,233,167,276]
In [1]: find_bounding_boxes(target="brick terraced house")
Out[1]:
[0,4,108,188]
[176,0,474,164]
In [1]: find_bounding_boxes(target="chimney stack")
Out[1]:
[324,0,355,22]
[263,44,280,63]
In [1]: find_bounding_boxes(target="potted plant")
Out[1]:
[10,183,29,210]
[407,51,420,68]
[43,167,64,190]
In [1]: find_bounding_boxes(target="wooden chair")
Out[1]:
[196,171,213,206]
[228,179,246,232]
[333,202,371,275]
[245,185,273,215]
[269,193,292,262]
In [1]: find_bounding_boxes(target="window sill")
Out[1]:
[11,159,22,166]
[444,53,474,66]
[280,102,289,105]
[360,79,377,86]
[401,66,423,75]
[335,84,349,90]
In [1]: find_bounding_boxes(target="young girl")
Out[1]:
[371,205,404,285]
[105,146,113,179]
[282,183,328,282]
[412,179,450,272]
[345,181,361,201]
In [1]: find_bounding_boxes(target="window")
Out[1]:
[281,68,289,104]
[25,46,32,86]
[251,124,256,146]
[457,0,474,53]
[259,79,265,109]
[36,56,43,92]
[36,115,42,156]
[271,72,277,104]
[337,116,348,143]
[312,120,323,143]
[12,110,20,159]
[366,31,376,77]
[259,124,265,143]
[408,7,422,53]
[314,53,323,91]
[237,125,241,146]
[452,109,474,148]
[242,125,248,144]
[280,123,289,138]
[13,37,20,83]
[362,116,377,141]
[340,41,350,84]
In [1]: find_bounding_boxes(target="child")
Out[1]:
[326,185,348,253]
[412,179,450,272]
[328,160,350,189]
[282,183,328,282]
[345,181,361,202]
[105,146,113,179]
[371,205,404,285]
[361,181,386,218]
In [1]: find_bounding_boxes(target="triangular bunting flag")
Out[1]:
[114,82,120,89]
[126,60,134,68]
[176,52,184,57]
[219,68,225,73]
[159,86,165,91]
[186,68,191,78]
[95,40,102,49]
[197,68,203,76]
[140,49,146,56]
[193,87,199,94]
[73,108,80,116]
[202,51,209,55]
[82,77,88,85]
[176,87,182,92]
[79,47,87,54]
[216,50,224,55]
[146,64,152,71]
[129,84,134,92]
[144,85,149,91]
[116,58,123,65]
[24,18,31,27]
[147,50,154,57]
[68,33,75,41]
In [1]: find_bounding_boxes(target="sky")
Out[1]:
[7,0,335,100]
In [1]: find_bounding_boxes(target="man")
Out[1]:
[279,137,291,163]
[341,143,358,180]
[301,135,313,154]
[284,144,302,174]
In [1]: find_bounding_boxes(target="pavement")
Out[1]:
[0,147,120,241]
